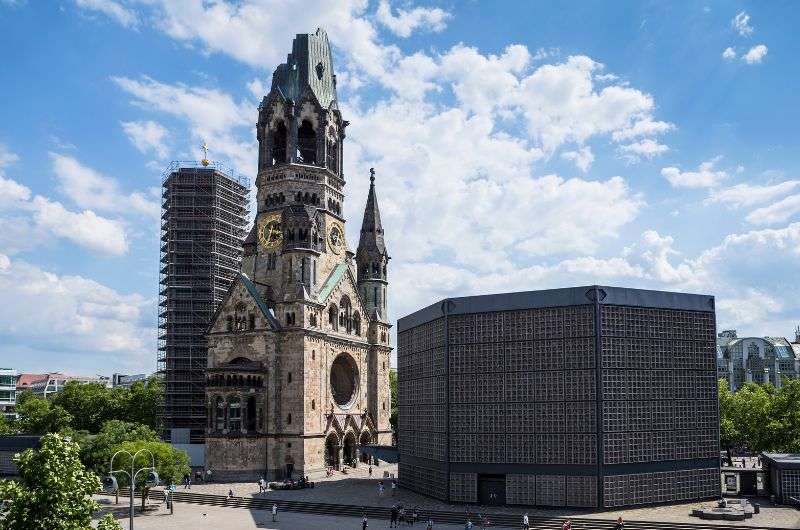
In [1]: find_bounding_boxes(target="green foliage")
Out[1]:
[718,378,800,453]
[96,514,122,530]
[0,413,15,435]
[0,433,100,530]
[79,420,160,476]
[14,391,72,435]
[14,377,163,436]
[112,439,190,491]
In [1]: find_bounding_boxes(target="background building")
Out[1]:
[717,328,800,390]
[397,286,720,508]
[111,373,149,388]
[20,373,109,398]
[0,368,17,420]
[158,161,250,445]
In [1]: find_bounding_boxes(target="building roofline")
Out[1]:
[398,284,715,332]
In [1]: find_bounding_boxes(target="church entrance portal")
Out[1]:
[342,432,356,467]
[325,433,340,470]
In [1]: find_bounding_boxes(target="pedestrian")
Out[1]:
[465,518,473,530]
[362,515,369,530]
[413,507,419,525]
[228,488,234,499]
[562,519,571,530]
[614,516,625,530]
[378,482,384,497]
[391,480,397,496]
[399,506,405,524]
[272,503,278,522]
[368,465,373,478]
[206,468,212,482]
[426,517,433,530]
[523,513,529,530]
[390,505,398,528]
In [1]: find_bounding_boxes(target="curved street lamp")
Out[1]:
[106,448,159,530]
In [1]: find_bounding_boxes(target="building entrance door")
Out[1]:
[478,474,506,505]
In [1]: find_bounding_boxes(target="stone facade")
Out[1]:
[205,29,392,481]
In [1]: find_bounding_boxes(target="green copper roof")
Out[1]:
[239,273,280,329]
[318,263,348,302]
[271,28,337,109]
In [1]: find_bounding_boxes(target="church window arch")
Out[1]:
[215,396,225,431]
[226,315,233,332]
[272,120,287,164]
[286,413,292,425]
[353,311,361,336]
[327,130,339,174]
[249,313,256,330]
[287,372,292,384]
[329,304,339,331]
[312,399,315,410]
[340,296,352,332]
[297,119,317,164]
[228,397,242,431]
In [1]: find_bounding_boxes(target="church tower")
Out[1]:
[205,29,393,481]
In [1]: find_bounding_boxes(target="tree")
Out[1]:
[0,413,15,435]
[15,391,72,435]
[113,439,190,509]
[124,378,163,431]
[51,381,127,433]
[96,514,122,530]
[79,420,160,476]
[0,433,100,530]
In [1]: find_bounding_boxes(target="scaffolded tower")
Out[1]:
[158,161,250,444]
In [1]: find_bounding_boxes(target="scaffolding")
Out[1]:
[158,162,250,444]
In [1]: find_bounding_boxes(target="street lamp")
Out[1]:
[107,449,159,530]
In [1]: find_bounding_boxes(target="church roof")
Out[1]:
[357,172,387,255]
[240,273,281,329]
[318,262,348,302]
[271,28,337,109]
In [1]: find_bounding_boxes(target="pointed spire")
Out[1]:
[358,168,386,255]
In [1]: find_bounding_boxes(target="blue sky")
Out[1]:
[0,1,798,375]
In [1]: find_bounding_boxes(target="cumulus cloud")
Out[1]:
[0,143,19,168]
[745,195,800,226]
[75,0,139,28]
[50,152,160,220]
[705,180,800,209]
[722,47,737,60]
[30,196,129,255]
[732,11,753,37]
[742,44,768,64]
[376,0,451,38]
[661,158,727,188]
[561,146,594,172]
[120,120,169,158]
[0,254,153,372]
[618,139,669,162]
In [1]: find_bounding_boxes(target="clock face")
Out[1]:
[328,224,344,254]
[258,215,283,250]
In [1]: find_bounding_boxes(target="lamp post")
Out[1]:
[106,449,159,530]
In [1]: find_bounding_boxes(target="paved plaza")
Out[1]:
[149,463,800,529]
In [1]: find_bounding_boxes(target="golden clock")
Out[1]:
[257,214,283,250]
[328,223,344,254]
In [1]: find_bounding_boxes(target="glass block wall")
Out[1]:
[397,287,721,508]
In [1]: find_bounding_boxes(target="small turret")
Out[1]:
[356,168,389,322]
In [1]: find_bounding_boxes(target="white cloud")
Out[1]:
[722,47,737,60]
[706,180,800,209]
[75,0,139,28]
[560,146,594,172]
[112,75,255,172]
[50,153,160,220]
[661,158,727,188]
[0,254,152,369]
[742,44,768,64]
[120,120,169,158]
[376,0,451,38]
[732,11,753,37]
[0,144,19,168]
[30,196,129,255]
[612,119,674,142]
[618,138,669,161]
[745,195,800,226]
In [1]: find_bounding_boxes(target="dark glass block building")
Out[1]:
[397,286,721,508]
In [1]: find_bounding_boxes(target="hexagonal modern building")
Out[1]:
[397,286,721,508]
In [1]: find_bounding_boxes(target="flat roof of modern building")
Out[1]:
[762,453,800,469]
[398,285,715,332]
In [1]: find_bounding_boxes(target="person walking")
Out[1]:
[362,515,369,530]
[614,516,625,530]
[205,468,212,483]
[391,480,397,496]
[426,517,433,530]
[368,465,373,478]
[523,513,529,530]
[272,503,278,522]
[561,519,572,530]
[378,482,384,497]
[390,505,398,528]
[228,489,234,499]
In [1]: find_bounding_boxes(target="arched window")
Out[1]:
[226,315,233,332]
[215,396,225,430]
[312,399,316,410]
[340,296,352,333]
[249,313,256,330]
[353,311,361,336]
[329,304,338,331]
[297,119,316,164]
[272,121,287,164]
[228,397,242,431]
[286,413,292,425]
[327,133,339,174]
